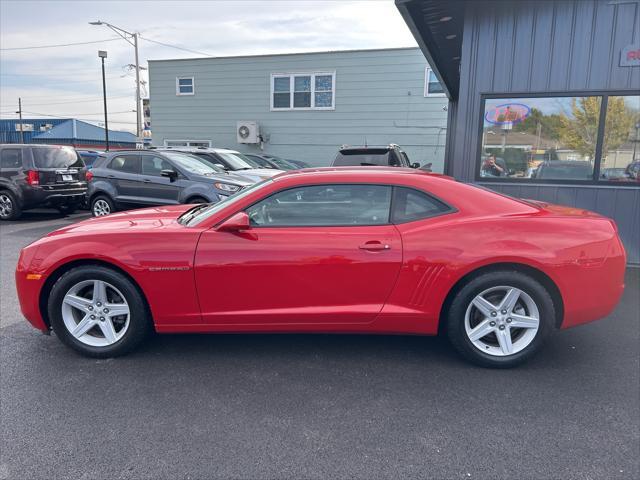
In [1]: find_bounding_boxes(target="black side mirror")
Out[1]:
[410,162,421,169]
[161,169,178,182]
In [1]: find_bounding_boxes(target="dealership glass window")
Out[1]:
[600,95,640,182]
[176,77,194,95]
[479,96,602,181]
[271,72,335,110]
[246,184,391,226]
[424,68,445,97]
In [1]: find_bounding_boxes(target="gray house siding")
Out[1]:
[148,48,448,170]
[448,0,640,263]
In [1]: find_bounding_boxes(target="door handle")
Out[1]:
[142,179,152,183]
[107,175,116,179]
[358,242,391,251]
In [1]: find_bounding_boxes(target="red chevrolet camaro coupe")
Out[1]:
[16,168,626,367]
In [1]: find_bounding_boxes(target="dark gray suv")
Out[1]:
[87,149,255,216]
[0,144,87,220]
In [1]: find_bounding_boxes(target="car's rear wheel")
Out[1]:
[91,195,115,217]
[0,190,21,220]
[186,196,209,204]
[446,270,554,368]
[48,266,152,357]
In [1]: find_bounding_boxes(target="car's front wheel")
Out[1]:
[446,270,555,368]
[48,266,152,357]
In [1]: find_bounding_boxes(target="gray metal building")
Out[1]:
[398,0,640,263]
[148,47,448,169]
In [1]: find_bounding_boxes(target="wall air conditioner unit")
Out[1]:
[236,121,259,144]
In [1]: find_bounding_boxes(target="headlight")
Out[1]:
[214,182,240,192]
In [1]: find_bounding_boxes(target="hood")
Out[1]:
[233,168,283,182]
[190,171,253,187]
[47,205,193,237]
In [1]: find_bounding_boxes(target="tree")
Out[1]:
[558,97,635,158]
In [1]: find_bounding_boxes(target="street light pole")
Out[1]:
[90,21,142,141]
[99,50,109,151]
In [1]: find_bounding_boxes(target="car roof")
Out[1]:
[272,166,454,182]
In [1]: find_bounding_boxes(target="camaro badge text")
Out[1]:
[148,266,191,272]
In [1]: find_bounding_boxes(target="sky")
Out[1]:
[0,0,417,132]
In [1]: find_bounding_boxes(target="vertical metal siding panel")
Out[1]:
[630,2,640,89]
[492,4,516,93]
[555,187,578,207]
[530,2,554,90]
[510,5,537,92]
[549,1,577,91]
[588,0,616,89]
[595,188,617,218]
[568,0,597,90]
[576,188,598,212]
[612,189,640,264]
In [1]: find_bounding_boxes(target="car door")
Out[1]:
[194,183,402,325]
[106,154,142,203]
[138,154,182,204]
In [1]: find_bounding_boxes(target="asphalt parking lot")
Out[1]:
[1,211,638,480]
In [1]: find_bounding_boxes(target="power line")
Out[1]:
[0,38,121,51]
[139,35,211,56]
[21,95,132,106]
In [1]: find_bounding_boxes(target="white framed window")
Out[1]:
[164,139,211,147]
[424,68,445,97]
[176,77,194,96]
[270,72,335,110]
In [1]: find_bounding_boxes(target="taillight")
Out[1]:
[26,170,40,186]
[85,170,94,182]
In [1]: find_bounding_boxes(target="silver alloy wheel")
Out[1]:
[464,285,540,357]
[61,279,130,347]
[0,193,13,218]
[93,199,111,216]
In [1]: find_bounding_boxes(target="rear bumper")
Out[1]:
[22,184,87,208]
[559,237,627,329]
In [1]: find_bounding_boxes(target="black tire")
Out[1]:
[446,270,555,368]
[0,190,22,220]
[48,265,152,358]
[91,194,115,217]
[186,196,209,204]
[57,203,78,215]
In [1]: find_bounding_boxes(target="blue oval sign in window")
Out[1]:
[485,103,531,126]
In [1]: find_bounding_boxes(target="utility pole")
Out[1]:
[99,50,110,151]
[90,21,142,141]
[17,98,24,143]
[133,32,141,141]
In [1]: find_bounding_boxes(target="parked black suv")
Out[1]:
[0,144,87,220]
[87,149,254,216]
[332,144,420,169]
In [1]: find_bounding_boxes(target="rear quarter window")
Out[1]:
[0,148,23,169]
[391,187,452,223]
[32,146,83,169]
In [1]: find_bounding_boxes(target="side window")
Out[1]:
[399,151,411,166]
[108,155,141,174]
[388,151,401,167]
[246,184,392,227]
[142,156,174,176]
[391,187,451,223]
[0,149,22,169]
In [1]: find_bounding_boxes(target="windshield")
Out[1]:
[217,152,261,170]
[333,150,390,167]
[164,152,224,175]
[32,146,84,169]
[182,178,273,226]
[266,156,297,170]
